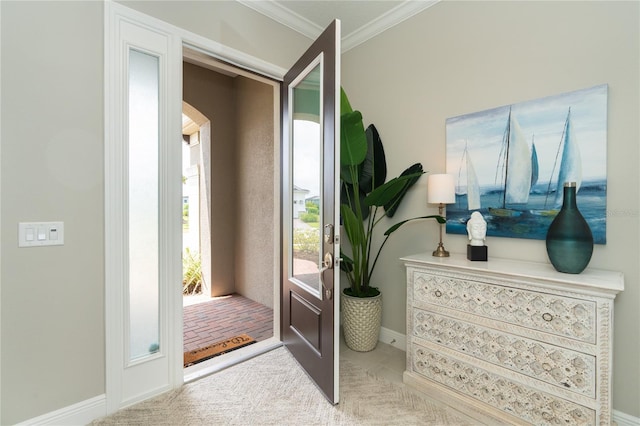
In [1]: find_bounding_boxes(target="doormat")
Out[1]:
[184,334,256,367]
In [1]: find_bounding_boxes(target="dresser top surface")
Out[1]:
[401,253,624,294]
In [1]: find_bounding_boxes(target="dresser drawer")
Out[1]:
[411,343,595,425]
[412,309,596,398]
[412,271,596,344]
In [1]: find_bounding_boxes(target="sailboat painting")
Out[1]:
[445,84,608,244]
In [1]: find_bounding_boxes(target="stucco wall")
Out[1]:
[341,0,639,417]
[234,76,276,309]
[183,62,237,296]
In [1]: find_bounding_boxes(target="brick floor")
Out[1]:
[183,293,274,353]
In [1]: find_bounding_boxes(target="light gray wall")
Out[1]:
[0,1,307,424]
[0,1,105,424]
[341,0,639,417]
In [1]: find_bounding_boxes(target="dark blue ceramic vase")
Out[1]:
[546,182,594,274]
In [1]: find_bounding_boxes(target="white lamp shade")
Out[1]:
[427,173,455,204]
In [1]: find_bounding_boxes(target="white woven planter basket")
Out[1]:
[342,292,382,352]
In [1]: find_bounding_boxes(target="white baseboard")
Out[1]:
[614,409,640,426]
[379,326,406,351]
[15,394,106,426]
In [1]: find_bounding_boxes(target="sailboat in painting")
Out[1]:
[489,108,532,217]
[456,142,481,211]
[530,136,539,188]
[537,107,582,214]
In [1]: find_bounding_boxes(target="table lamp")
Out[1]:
[427,173,455,257]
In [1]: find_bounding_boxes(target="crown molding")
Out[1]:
[343,0,439,51]
[237,0,440,52]
[237,0,323,39]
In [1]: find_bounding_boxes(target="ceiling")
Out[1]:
[237,0,440,52]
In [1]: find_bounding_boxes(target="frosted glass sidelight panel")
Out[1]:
[290,63,322,295]
[128,49,160,361]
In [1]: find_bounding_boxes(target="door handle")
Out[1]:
[319,252,334,300]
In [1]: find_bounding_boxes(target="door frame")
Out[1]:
[105,1,287,412]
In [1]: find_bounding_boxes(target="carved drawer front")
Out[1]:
[411,344,595,425]
[412,309,596,398]
[412,272,596,344]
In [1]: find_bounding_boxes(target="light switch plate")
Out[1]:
[18,222,64,247]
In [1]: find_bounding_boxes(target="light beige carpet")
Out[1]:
[92,347,477,425]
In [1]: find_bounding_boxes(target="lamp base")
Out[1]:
[432,243,450,257]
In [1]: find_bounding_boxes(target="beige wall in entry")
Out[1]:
[235,77,276,309]
[1,2,105,423]
[183,62,237,296]
[341,0,639,416]
[183,61,276,306]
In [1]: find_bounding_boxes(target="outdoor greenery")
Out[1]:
[183,202,189,230]
[293,228,321,255]
[299,212,319,223]
[340,88,445,298]
[299,201,320,226]
[305,201,319,215]
[183,247,203,295]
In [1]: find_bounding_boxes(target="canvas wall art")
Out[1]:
[445,84,607,244]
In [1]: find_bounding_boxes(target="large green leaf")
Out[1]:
[364,171,423,207]
[339,250,353,273]
[384,163,423,217]
[341,182,369,220]
[340,87,353,114]
[359,124,387,194]
[340,110,367,170]
[384,215,446,236]
[340,203,365,248]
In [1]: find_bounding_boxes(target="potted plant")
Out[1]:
[340,89,444,351]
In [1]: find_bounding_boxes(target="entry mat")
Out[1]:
[184,334,256,367]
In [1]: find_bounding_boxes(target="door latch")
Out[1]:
[324,223,334,244]
[319,252,334,300]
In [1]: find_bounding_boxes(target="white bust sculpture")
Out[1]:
[467,211,487,246]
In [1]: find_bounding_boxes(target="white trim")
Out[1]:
[105,0,288,415]
[237,0,322,40]
[343,0,440,52]
[333,19,342,403]
[105,1,183,413]
[107,1,286,81]
[379,326,406,351]
[236,0,440,53]
[184,339,283,383]
[15,395,106,426]
[614,410,640,426]
[0,0,3,420]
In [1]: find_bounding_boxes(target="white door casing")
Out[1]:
[104,1,287,412]
[104,2,183,412]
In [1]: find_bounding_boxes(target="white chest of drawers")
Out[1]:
[402,253,623,425]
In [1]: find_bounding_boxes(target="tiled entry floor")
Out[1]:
[183,293,274,353]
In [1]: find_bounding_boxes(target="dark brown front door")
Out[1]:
[281,20,341,404]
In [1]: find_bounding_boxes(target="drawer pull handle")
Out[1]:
[434,290,442,297]
[542,312,553,322]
